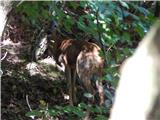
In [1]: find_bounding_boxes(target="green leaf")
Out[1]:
[138,6,149,16]
[63,105,85,117]
[69,2,80,9]
[89,105,104,114]
[134,23,145,37]
[84,92,94,98]
[122,32,131,44]
[41,10,49,19]
[63,106,73,113]
[54,105,63,111]
[25,110,42,118]
[119,1,129,9]
[77,16,87,32]
[64,15,74,32]
[48,109,59,116]
[72,107,85,118]
[129,2,149,16]
[130,13,140,21]
[94,115,107,120]
[78,103,87,110]
[106,74,112,81]
[104,89,113,101]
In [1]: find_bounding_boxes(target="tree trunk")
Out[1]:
[0,1,12,38]
[109,21,160,120]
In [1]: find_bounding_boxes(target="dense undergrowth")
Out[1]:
[1,1,159,120]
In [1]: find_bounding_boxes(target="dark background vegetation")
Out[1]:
[1,1,160,120]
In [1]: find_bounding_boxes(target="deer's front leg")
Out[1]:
[65,66,73,105]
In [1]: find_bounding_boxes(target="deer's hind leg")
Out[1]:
[96,79,104,106]
[65,66,74,105]
[72,68,77,105]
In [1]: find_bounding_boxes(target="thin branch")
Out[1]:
[106,43,114,53]
[26,95,32,111]
[1,51,8,61]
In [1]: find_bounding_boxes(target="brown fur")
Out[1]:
[52,33,104,105]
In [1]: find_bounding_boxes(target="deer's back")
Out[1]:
[56,39,103,69]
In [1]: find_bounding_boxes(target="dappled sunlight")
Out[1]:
[1,1,159,120]
[1,39,27,63]
[26,62,40,76]
[39,57,65,72]
[26,61,64,81]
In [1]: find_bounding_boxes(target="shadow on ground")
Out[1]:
[1,59,68,120]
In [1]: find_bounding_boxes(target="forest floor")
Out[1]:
[1,41,108,120]
[1,12,113,120]
[0,31,103,120]
[1,48,69,120]
[1,13,70,120]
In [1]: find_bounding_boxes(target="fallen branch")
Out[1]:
[1,51,8,61]
[26,95,32,111]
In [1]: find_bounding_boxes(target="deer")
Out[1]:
[49,22,104,105]
[76,42,104,105]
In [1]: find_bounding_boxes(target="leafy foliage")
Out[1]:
[15,1,157,87]
[10,1,159,120]
[26,102,108,119]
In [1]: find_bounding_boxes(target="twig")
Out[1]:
[16,1,24,7]
[106,43,114,53]
[26,95,32,111]
[1,51,8,61]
